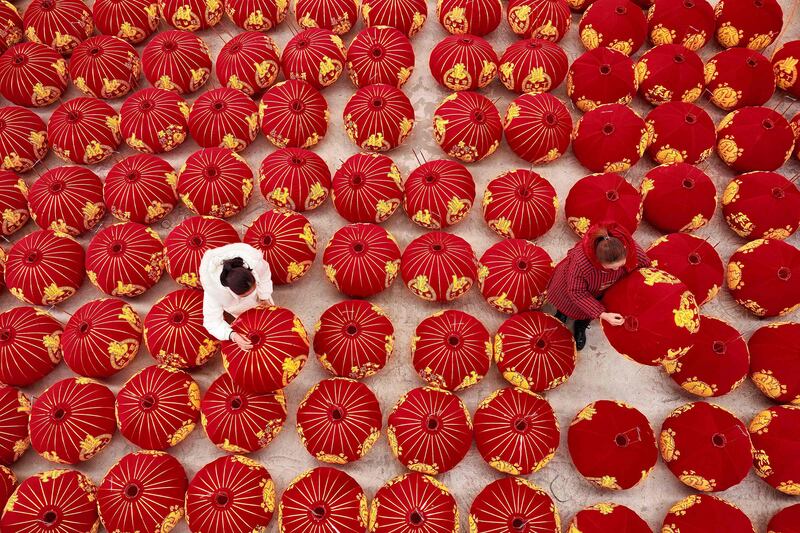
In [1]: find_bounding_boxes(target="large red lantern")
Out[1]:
[0,307,62,387]
[479,240,554,314]
[361,0,427,36]
[28,166,105,236]
[23,0,93,55]
[636,44,704,105]
[647,232,724,305]
[750,405,800,495]
[571,104,648,173]
[403,159,474,229]
[332,152,403,222]
[507,0,571,41]
[92,0,159,44]
[579,0,647,55]
[188,87,259,152]
[48,97,121,165]
[436,0,501,35]
[0,107,48,173]
[280,467,367,532]
[429,34,497,91]
[0,42,68,107]
[645,102,715,164]
[217,31,280,96]
[722,172,800,240]
[243,208,317,285]
[0,1,21,53]
[641,163,716,233]
[69,35,140,99]
[259,79,329,149]
[498,38,568,94]
[773,41,800,99]
[120,88,189,154]
[225,0,287,30]
[727,239,800,317]
[104,154,177,225]
[165,217,239,288]
[281,28,347,89]
[469,477,561,533]
[222,306,309,393]
[343,83,415,151]
[0,466,15,510]
[296,0,359,33]
[141,30,212,94]
[564,172,642,236]
[370,473,457,532]
[716,107,794,173]
[769,505,800,533]
[714,0,782,50]
[567,47,636,112]
[647,0,714,51]
[705,48,775,111]
[159,0,222,30]
[482,169,557,239]
[177,147,253,218]
[62,298,142,378]
[0,170,28,235]
[322,223,401,297]
[433,91,501,162]
[347,26,414,88]
[749,322,800,405]
[661,495,755,533]
[568,503,651,533]
[504,93,571,164]
[259,148,330,211]
[0,384,30,465]
[401,231,477,302]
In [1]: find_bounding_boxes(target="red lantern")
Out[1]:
[647,233,724,305]
[259,79,329,149]
[403,159,474,229]
[705,48,775,111]
[504,93,571,166]
[347,26,414,88]
[144,289,220,368]
[571,104,648,172]
[104,154,176,225]
[429,34,497,91]
[296,378,382,464]
[0,384,30,465]
[282,28,346,89]
[498,38,568,94]
[243,208,317,285]
[727,239,800,318]
[159,0,222,30]
[401,231,477,302]
[360,0,428,37]
[567,48,636,112]
[601,268,700,365]
[436,0,501,36]
[660,401,752,491]
[98,450,187,533]
[280,467,367,533]
[314,299,394,379]
[0,42,68,107]
[507,0,571,41]
[722,172,800,240]
[217,31,280,96]
[0,470,12,509]
[565,172,642,236]
[86,222,164,297]
[750,405,800,495]
[343,83,415,151]
[201,372,286,453]
[23,0,93,55]
[120,88,189,154]
[48,97,121,165]
[568,503,651,533]
[142,30,212,94]
[579,0,647,55]
[478,241,554,314]
[370,473,457,531]
[645,102,715,164]
[30,377,115,464]
[0,170,27,236]
[259,148,329,211]
[332,152,403,222]
[177,147,254,218]
[469,477,560,533]
[186,455,275,532]
[641,163,715,233]
[0,107,48,173]
[769,505,800,533]
[222,306,309,393]
[5,230,84,306]
[662,495,754,532]
[225,0,287,30]
[0,307,62,387]
[62,298,142,378]
[749,322,800,405]
[433,91,501,162]
[28,166,105,236]
[188,88,259,152]
[165,217,239,288]
[69,35,140,99]
[717,107,794,173]
[647,0,714,51]
[636,44,704,105]
[296,0,358,33]
[773,41,800,98]
[322,223,401,297]
[715,0,782,50]
[92,0,159,44]
[0,1,21,53]
[483,169,557,239]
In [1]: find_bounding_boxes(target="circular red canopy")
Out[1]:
[69,35,140,99]
[104,154,177,225]
[429,34,498,91]
[188,87,260,152]
[370,473,457,532]
[571,103,648,173]
[259,79,329,149]
[773,40,800,98]
[716,106,794,173]
[279,467,367,532]
[749,322,800,405]
[92,0,159,44]
[0,384,30,465]
[433,90,501,162]
[281,28,346,89]
[322,223,401,297]
[403,159,475,229]
[401,231,477,302]
[504,92,572,165]
[565,172,642,236]
[360,0,428,37]
[343,83,415,151]
[568,503,651,533]
[225,0,288,31]
[469,477,560,533]
[661,495,754,533]
[498,38,569,94]
[0,465,14,512]
[647,232,724,306]
[768,504,800,533]
[0,169,29,236]
[645,102,716,165]
[160,0,222,31]
[141,30,212,94]
[347,26,415,88]
[507,0,571,41]
[243,208,317,285]
[727,239,800,318]
[216,31,281,96]
[23,0,92,55]
[647,0,714,51]
[714,0,782,50]
[164,216,240,288]
[635,44,705,105]
[705,48,775,111]
[478,239,555,314]
[259,147,331,212]
[722,171,800,240]
[0,106,48,173]
[28,166,105,236]
[437,0,501,36]
[579,0,647,55]
[483,169,558,239]
[641,163,716,233]
[0,3,21,54]
[0,42,68,107]
[332,152,403,223]
[176,147,254,219]
[750,405,800,496]
[48,97,121,165]
[119,87,189,154]
[567,47,637,112]
[0,306,62,387]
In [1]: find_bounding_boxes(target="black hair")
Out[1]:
[594,230,626,265]
[220,257,255,295]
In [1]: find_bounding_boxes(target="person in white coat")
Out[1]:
[199,242,274,351]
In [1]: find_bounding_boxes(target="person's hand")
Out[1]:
[600,312,625,326]
[231,332,253,351]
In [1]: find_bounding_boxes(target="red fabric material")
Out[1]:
[499,38,568,94]
[722,172,800,241]
[332,153,403,222]
[641,163,716,233]
[69,35,140,99]
[259,148,331,211]
[429,34,498,91]
[749,322,800,405]
[28,166,104,236]
[579,0,647,55]
[0,384,30,465]
[661,495,755,533]
[504,93,572,164]
[433,91,501,162]
[478,240,555,314]
[0,170,28,236]
[401,230,477,302]
[23,0,93,55]
[469,476,560,532]
[403,159,474,228]
[647,0,714,51]
[645,102,715,165]
[768,504,800,533]
[568,503,652,533]
[165,217,240,288]
[714,0,782,50]
[92,0,159,44]
[225,0,287,30]
[567,48,636,112]
[0,465,15,512]
[564,173,643,237]
[244,208,317,285]
[0,107,48,173]
[48,97,121,165]
[120,88,189,153]
[281,28,346,89]
[0,42,68,107]
[347,26,415,87]
[483,169,558,238]
[188,87,259,151]
[647,233,724,305]
[371,473,457,531]
[361,0,428,36]
[727,239,800,317]
[296,0,358,33]
[343,83,415,151]
[159,0,223,30]
[716,107,794,173]
[177,147,253,218]
[280,467,367,532]
[705,49,775,111]
[104,154,177,225]
[773,41,800,98]
[322,223,401,297]
[750,405,800,495]
[437,0,501,36]
[216,32,280,96]
[0,2,21,53]
[260,80,329,149]
[142,30,212,94]
[571,104,648,172]
[507,0,571,41]
[636,44,704,105]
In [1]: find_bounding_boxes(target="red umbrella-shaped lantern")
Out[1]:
[647,0,714,51]
[0,466,16,506]
[280,467,367,532]
[579,0,647,55]
[259,79,329,149]
[296,0,358,33]
[568,503,652,533]
[401,231,477,302]
[117,364,200,449]
[0,42,68,107]
[30,377,115,464]
[322,223,401,297]
[571,104,648,173]
[243,208,317,285]
[567,47,636,112]
[144,289,220,368]
[433,91,501,162]
[722,172,800,240]
[565,172,642,236]
[0,385,29,465]
[727,239,800,317]
[296,378,382,464]
[641,163,716,233]
[507,0,571,41]
[86,222,165,297]
[601,267,700,365]
[437,0,501,36]
[347,26,414,88]
[165,217,239,288]
[332,152,403,223]
[225,0,287,30]
[259,148,330,211]
[217,32,280,96]
[314,299,394,379]
[177,148,253,218]
[98,450,187,533]
[28,166,105,236]
[62,298,141,378]
[495,311,575,390]
[749,322,800,405]
[473,387,559,475]
[483,169,557,239]
[716,107,794,173]
[773,40,800,98]
[282,28,347,89]
[569,400,657,490]
[769,505,800,533]
[159,0,222,30]
[645,102,715,165]
[222,306,309,393]
[0,170,27,236]
[636,44,704,105]
[403,159,474,229]
[92,0,159,44]
[661,495,755,533]
[479,240,554,314]
[504,93,571,164]
[23,0,93,55]
[705,48,775,111]
[0,107,48,173]
[361,0,427,36]
[48,97,121,165]
[104,154,177,225]
[370,473,457,532]
[0,1,21,54]
[469,477,561,533]
[647,233,724,305]
[660,401,752,492]
[498,38,568,94]
[69,35,140,99]
[142,30,212,94]
[188,87,259,152]
[201,372,286,453]
[715,0,782,50]
[750,405,800,495]
[120,88,189,154]
[5,230,84,305]
[429,34,497,91]
[0,307,62,387]
[186,455,276,532]
[343,83,415,151]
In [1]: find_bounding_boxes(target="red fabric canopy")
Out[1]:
[370,473,457,532]
[188,87,259,152]
[433,91,501,162]
[661,495,755,533]
[347,26,415,87]
[92,0,159,44]
[0,384,30,465]
[722,171,800,240]
[142,30,212,94]
[216,32,280,96]
[164,216,240,288]
[401,231,477,302]
[403,159,474,229]
[0,106,48,173]
[646,232,724,305]
[469,477,560,533]
[504,93,572,164]
[280,467,367,532]
[282,28,346,89]
[48,97,121,165]
[645,102,715,165]
[749,322,800,405]
[750,405,800,496]
[360,0,428,37]
[567,47,636,112]
[0,42,67,107]
[69,35,140,99]
[437,0,501,36]
[499,38,568,94]
[647,0,714,51]
[104,154,177,225]
[727,239,800,317]
[579,0,647,55]
[0,306,62,387]
[568,503,652,533]
[430,34,498,91]
[119,88,189,154]
[322,223,401,297]
[244,209,317,285]
[332,152,403,223]
[641,163,716,233]
[478,240,555,314]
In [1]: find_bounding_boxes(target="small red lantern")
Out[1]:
[722,172,800,240]
[92,0,159,44]
[568,503,651,533]
[0,106,48,173]
[48,97,121,165]
[188,87,259,152]
[28,166,105,236]
[579,0,647,55]
[641,163,716,233]
[62,298,141,378]
[159,0,222,30]
[571,103,648,172]
[636,44,704,105]
[217,32,280,96]
[260,79,329,149]
[437,0,501,36]
[5,230,84,306]
[104,154,177,225]
[773,41,800,99]
[482,169,558,237]
[30,377,115,464]
[332,152,403,222]
[23,0,93,55]
[165,217,239,288]
[750,405,800,495]
[0,1,21,53]
[69,35,140,99]
[347,26,414,88]
[0,170,28,236]
[469,477,560,533]
[244,209,317,285]
[567,48,636,112]
[370,473,457,531]
[0,42,68,107]
[343,83,415,151]
[705,48,775,111]
[313,299,394,379]
[297,378,382,464]
[322,223,401,297]
[661,495,754,532]
[141,30,212,94]
[499,38,568,94]
[645,102,715,164]
[225,0,287,30]
[727,239,800,317]
[259,151,328,213]
[296,0,358,33]
[749,322,800,405]
[282,28,346,89]
[360,0,428,37]
[222,306,309,393]
[144,289,220,368]
[565,172,642,236]
[647,233,724,305]
[0,307,62,387]
[769,505,800,533]
[401,231,477,302]
[280,467,367,532]
[429,34,497,91]
[715,0,782,50]
[716,107,794,173]
[403,159,474,229]
[177,148,254,218]
[433,91,501,162]
[120,88,189,154]
[0,384,30,465]
[507,0,571,41]
[479,241,554,314]
[647,0,714,51]
[504,93,572,164]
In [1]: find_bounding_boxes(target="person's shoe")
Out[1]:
[574,320,590,351]
[554,311,568,323]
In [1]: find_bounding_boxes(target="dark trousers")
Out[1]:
[554,311,591,333]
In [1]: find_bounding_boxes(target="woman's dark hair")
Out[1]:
[594,229,627,264]
[220,258,255,295]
